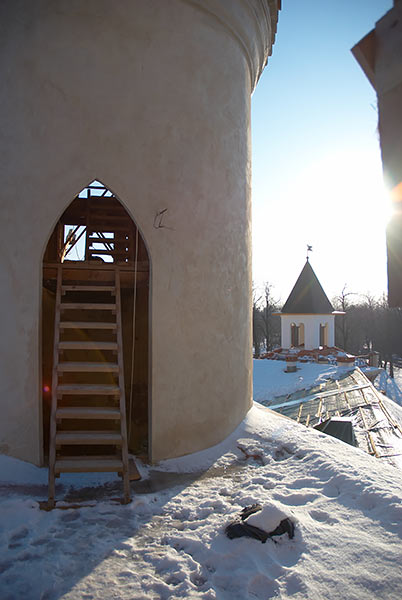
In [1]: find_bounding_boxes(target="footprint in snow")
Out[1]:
[285,572,308,595]
[30,537,50,547]
[59,511,80,523]
[248,573,280,599]
[9,526,29,543]
[0,560,12,574]
[288,477,318,489]
[8,526,29,548]
[309,509,338,524]
[190,571,207,587]
[273,491,318,506]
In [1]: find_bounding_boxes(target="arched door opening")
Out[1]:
[291,323,299,347]
[290,323,304,348]
[298,323,305,347]
[42,181,149,462]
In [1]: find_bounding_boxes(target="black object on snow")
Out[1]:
[225,503,295,544]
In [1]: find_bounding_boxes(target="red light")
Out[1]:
[43,385,50,393]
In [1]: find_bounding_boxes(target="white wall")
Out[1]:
[0,0,277,464]
[280,315,335,350]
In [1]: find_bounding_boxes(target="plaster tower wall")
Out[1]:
[0,1,278,464]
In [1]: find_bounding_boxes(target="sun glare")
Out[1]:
[252,149,389,300]
[290,151,391,236]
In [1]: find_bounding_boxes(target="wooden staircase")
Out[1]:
[48,265,130,507]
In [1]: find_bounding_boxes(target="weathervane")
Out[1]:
[306,244,313,261]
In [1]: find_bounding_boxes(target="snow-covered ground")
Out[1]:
[253,359,345,405]
[1,401,402,599]
[375,366,402,406]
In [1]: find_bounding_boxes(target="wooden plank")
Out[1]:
[44,260,149,271]
[128,458,141,481]
[336,380,352,410]
[48,265,63,508]
[377,397,402,436]
[297,403,303,423]
[87,249,128,256]
[358,406,380,457]
[60,321,116,330]
[57,383,120,395]
[62,285,115,292]
[87,225,135,233]
[55,458,123,473]
[56,407,120,419]
[43,260,149,284]
[60,303,116,310]
[55,432,122,445]
[59,341,117,350]
[115,268,131,503]
[58,362,119,372]
[316,398,323,419]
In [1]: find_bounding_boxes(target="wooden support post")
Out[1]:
[48,265,62,508]
[115,268,131,504]
[297,403,303,423]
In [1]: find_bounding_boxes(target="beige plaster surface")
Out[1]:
[0,0,277,464]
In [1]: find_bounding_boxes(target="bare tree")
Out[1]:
[252,282,281,355]
[259,282,281,351]
[333,284,357,350]
[252,286,263,357]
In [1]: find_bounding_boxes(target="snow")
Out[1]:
[375,366,402,406]
[244,503,289,532]
[1,402,402,599]
[253,358,347,405]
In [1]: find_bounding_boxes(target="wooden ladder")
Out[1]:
[48,265,130,507]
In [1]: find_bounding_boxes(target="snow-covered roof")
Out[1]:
[281,259,334,314]
[254,361,402,470]
[1,401,402,599]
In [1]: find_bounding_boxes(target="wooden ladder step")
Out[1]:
[55,458,123,473]
[60,321,117,330]
[57,383,120,395]
[87,225,133,233]
[90,214,128,221]
[56,407,121,419]
[59,341,117,350]
[60,303,116,310]
[58,362,119,372]
[62,285,115,293]
[55,431,122,445]
[48,266,130,508]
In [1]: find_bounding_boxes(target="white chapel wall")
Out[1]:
[280,315,335,350]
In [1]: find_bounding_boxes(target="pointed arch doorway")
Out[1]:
[42,181,150,462]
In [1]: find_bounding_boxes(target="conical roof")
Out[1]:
[281,260,334,314]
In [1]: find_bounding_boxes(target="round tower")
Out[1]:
[0,0,279,464]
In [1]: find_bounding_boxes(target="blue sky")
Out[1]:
[251,0,393,304]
